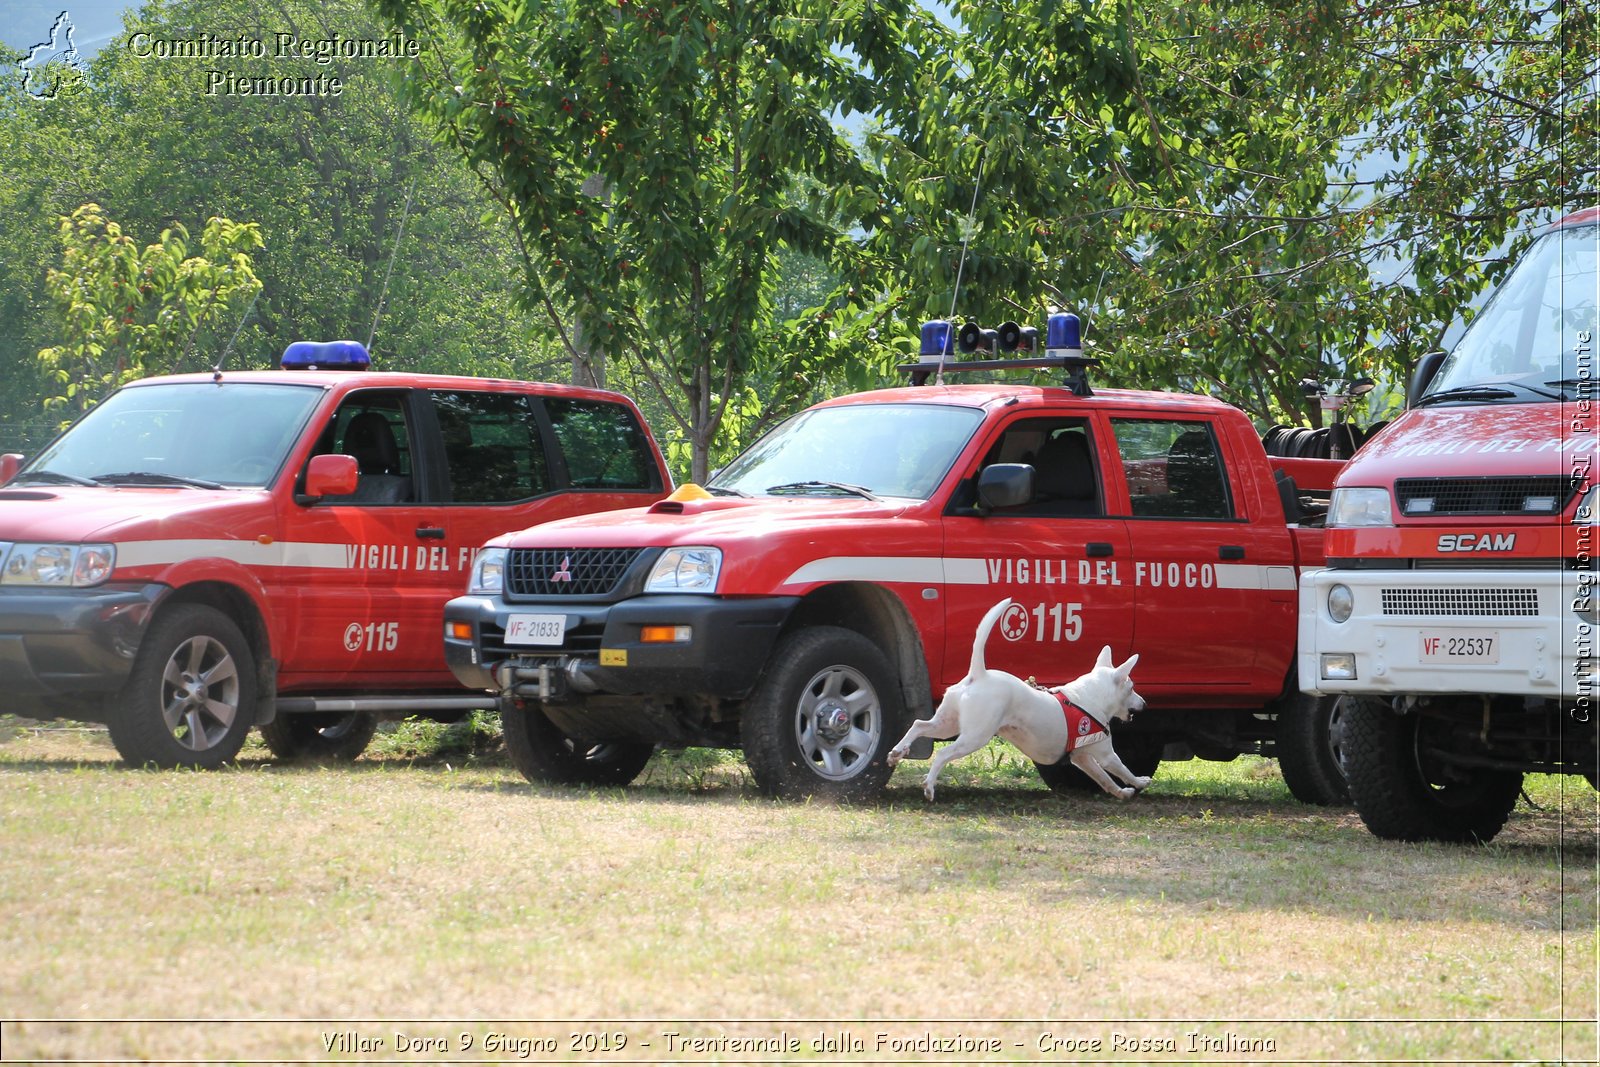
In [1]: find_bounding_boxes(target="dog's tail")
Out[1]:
[968,598,1013,680]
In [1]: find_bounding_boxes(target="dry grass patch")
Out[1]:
[0,720,1593,1063]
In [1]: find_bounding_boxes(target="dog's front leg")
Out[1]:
[1069,749,1137,800]
[1099,748,1154,794]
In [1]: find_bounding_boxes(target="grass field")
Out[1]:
[0,717,1595,1065]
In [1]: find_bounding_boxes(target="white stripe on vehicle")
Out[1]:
[114,539,349,569]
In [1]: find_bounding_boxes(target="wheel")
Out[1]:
[107,603,256,769]
[1277,693,1351,805]
[1341,696,1522,843]
[501,703,654,786]
[1034,732,1162,793]
[259,711,377,762]
[740,626,901,801]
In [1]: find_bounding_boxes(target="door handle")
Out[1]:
[415,527,446,540]
[1219,545,1245,560]
[1086,542,1114,558]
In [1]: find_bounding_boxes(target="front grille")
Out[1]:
[506,548,643,597]
[1381,587,1540,616]
[1395,475,1581,516]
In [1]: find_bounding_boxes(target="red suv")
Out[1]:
[0,341,670,767]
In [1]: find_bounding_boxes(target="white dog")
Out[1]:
[888,598,1151,801]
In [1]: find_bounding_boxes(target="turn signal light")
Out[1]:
[640,625,692,644]
[447,621,473,641]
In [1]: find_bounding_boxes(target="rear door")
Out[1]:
[1108,415,1296,695]
[940,413,1134,689]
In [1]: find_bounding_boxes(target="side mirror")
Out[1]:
[977,463,1034,511]
[0,454,23,485]
[1408,351,1447,407]
[303,453,359,499]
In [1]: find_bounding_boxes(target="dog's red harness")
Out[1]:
[1056,692,1108,752]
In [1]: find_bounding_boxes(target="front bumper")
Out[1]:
[0,582,169,718]
[1299,567,1596,701]
[444,593,799,700]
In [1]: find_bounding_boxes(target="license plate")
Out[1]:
[1418,629,1499,664]
[504,613,567,647]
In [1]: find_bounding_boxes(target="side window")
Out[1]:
[431,390,552,504]
[1112,418,1234,520]
[981,417,1103,517]
[317,392,415,504]
[545,397,661,490]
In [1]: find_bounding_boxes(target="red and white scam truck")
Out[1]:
[444,317,1350,801]
[0,342,669,768]
[1301,209,1600,842]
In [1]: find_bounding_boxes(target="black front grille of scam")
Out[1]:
[1394,475,1581,517]
[506,548,643,597]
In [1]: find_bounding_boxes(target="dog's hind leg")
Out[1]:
[887,692,962,769]
[919,730,997,801]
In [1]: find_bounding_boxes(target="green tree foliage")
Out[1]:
[39,203,264,414]
[871,0,1596,424]
[0,0,562,451]
[375,0,930,480]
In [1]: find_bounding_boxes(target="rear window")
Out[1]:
[545,398,661,491]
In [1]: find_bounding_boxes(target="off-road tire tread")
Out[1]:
[1341,695,1521,843]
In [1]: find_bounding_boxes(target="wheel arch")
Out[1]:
[782,582,932,720]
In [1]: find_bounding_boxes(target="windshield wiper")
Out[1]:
[704,485,749,498]
[14,469,97,487]
[765,480,879,500]
[92,471,226,490]
[1414,386,1519,407]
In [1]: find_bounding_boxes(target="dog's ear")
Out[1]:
[1096,645,1114,669]
[1116,653,1140,677]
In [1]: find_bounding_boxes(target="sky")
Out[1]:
[3,2,132,61]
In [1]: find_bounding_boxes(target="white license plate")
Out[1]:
[504,613,567,647]
[1418,629,1499,664]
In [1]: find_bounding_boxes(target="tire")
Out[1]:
[501,703,654,787]
[1277,693,1351,805]
[107,603,257,769]
[259,712,378,763]
[1034,732,1162,794]
[1341,695,1522,843]
[740,626,902,801]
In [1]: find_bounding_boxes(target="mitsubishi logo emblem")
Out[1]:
[551,554,573,583]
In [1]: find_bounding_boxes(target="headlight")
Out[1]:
[645,546,722,593]
[0,543,116,587]
[1576,487,1597,525]
[468,547,507,595]
[1327,583,1353,623]
[1327,487,1393,528]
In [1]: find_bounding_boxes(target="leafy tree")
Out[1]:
[39,203,263,414]
[376,0,929,481]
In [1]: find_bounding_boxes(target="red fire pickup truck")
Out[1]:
[444,317,1348,800]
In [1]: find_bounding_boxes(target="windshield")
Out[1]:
[1427,223,1599,400]
[22,382,324,489]
[711,403,986,500]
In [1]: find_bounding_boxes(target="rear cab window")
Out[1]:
[1110,417,1236,520]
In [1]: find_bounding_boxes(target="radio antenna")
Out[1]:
[937,140,989,386]
[212,286,263,382]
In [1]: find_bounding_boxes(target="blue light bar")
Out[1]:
[281,340,371,371]
[920,320,955,358]
[1045,312,1081,352]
